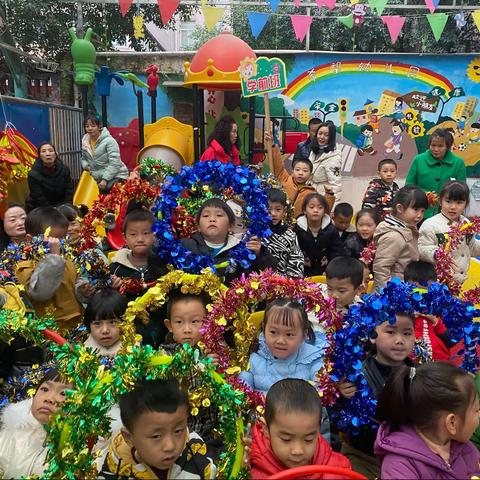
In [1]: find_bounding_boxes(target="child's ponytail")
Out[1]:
[377,362,477,432]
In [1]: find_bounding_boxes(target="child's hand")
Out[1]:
[242,432,252,467]
[204,351,220,368]
[264,132,273,144]
[99,179,107,191]
[46,237,61,255]
[338,378,357,399]
[246,236,262,255]
[423,314,439,326]
[324,185,334,195]
[111,275,123,290]
[78,282,95,299]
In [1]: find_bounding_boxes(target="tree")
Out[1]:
[2,1,198,60]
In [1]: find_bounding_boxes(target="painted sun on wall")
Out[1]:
[276,54,480,178]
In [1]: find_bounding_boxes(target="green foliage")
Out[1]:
[2,1,197,60]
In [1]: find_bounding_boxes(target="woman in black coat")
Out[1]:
[25,142,74,212]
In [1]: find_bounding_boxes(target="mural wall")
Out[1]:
[92,53,480,177]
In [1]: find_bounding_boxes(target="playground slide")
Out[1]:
[73,170,100,209]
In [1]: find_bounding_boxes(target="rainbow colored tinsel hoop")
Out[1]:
[43,343,248,479]
[202,270,341,379]
[153,160,272,274]
[326,278,480,434]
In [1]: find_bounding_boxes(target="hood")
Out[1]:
[1,398,45,435]
[296,214,331,232]
[251,423,335,477]
[309,148,340,162]
[257,332,324,365]
[374,423,466,472]
[373,216,416,243]
[84,333,122,358]
[31,157,64,174]
[82,127,113,154]
[192,232,241,255]
[111,248,137,270]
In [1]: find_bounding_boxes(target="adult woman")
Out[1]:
[406,128,466,219]
[308,121,343,208]
[81,116,129,192]
[200,115,240,165]
[0,204,27,252]
[25,143,73,212]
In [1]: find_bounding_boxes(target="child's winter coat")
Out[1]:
[265,223,304,278]
[0,398,48,477]
[293,214,345,277]
[100,430,216,479]
[84,334,122,358]
[375,422,480,479]
[419,213,480,285]
[344,233,369,260]
[250,423,351,479]
[373,215,419,291]
[362,178,399,219]
[239,333,326,396]
[413,314,452,362]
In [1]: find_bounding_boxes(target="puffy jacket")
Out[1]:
[361,178,399,219]
[81,128,129,183]
[293,137,313,161]
[181,233,277,286]
[406,150,466,219]
[272,146,317,218]
[419,213,480,285]
[344,233,369,260]
[26,158,73,212]
[0,399,48,478]
[200,139,240,165]
[375,423,480,479]
[250,423,351,479]
[239,333,326,396]
[373,215,419,291]
[293,215,345,277]
[309,148,343,203]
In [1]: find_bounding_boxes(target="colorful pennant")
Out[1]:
[268,0,281,12]
[381,15,405,43]
[157,0,180,25]
[425,0,440,14]
[294,0,302,6]
[202,4,225,32]
[338,13,354,28]
[290,15,313,42]
[247,12,270,39]
[473,10,480,33]
[427,12,448,42]
[316,0,336,11]
[118,0,133,17]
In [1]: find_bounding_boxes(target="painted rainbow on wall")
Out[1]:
[282,60,455,100]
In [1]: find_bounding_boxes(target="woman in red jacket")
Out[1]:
[200,115,241,165]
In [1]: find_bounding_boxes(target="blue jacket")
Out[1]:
[239,333,326,395]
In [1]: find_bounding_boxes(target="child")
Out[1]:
[344,209,379,261]
[83,289,129,359]
[249,379,351,479]
[181,198,277,285]
[419,180,480,285]
[265,189,304,278]
[356,124,377,156]
[293,193,344,277]
[404,261,455,361]
[272,142,316,218]
[375,362,480,479]
[373,186,428,291]
[101,378,216,479]
[15,207,85,333]
[162,290,219,443]
[331,202,356,242]
[338,312,416,478]
[325,256,365,314]
[384,120,404,161]
[362,159,399,219]
[57,203,88,244]
[0,368,73,477]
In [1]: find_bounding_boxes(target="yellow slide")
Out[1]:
[73,171,99,208]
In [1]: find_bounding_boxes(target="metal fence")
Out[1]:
[48,104,83,181]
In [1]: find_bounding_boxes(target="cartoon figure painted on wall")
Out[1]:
[393,97,404,119]
[384,119,405,160]
[356,124,377,156]
[468,123,480,144]
[456,115,467,135]
[369,108,381,134]
[351,2,368,26]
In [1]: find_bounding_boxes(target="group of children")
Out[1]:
[0,129,480,479]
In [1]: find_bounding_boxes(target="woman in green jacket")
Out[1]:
[81,116,129,192]
[406,128,466,219]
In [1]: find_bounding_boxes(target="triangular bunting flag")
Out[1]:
[374,0,389,16]
[367,0,377,9]
[427,12,448,42]
[294,0,302,6]
[202,4,225,32]
[338,13,354,28]
[267,0,281,12]
[316,0,336,11]
[290,15,312,42]
[473,10,480,33]
[118,0,133,17]
[425,0,440,14]
[247,12,270,39]
[381,15,405,43]
[157,0,180,25]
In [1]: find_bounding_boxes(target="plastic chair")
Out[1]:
[248,311,264,330]
[267,465,367,479]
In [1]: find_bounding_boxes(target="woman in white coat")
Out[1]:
[308,120,343,208]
